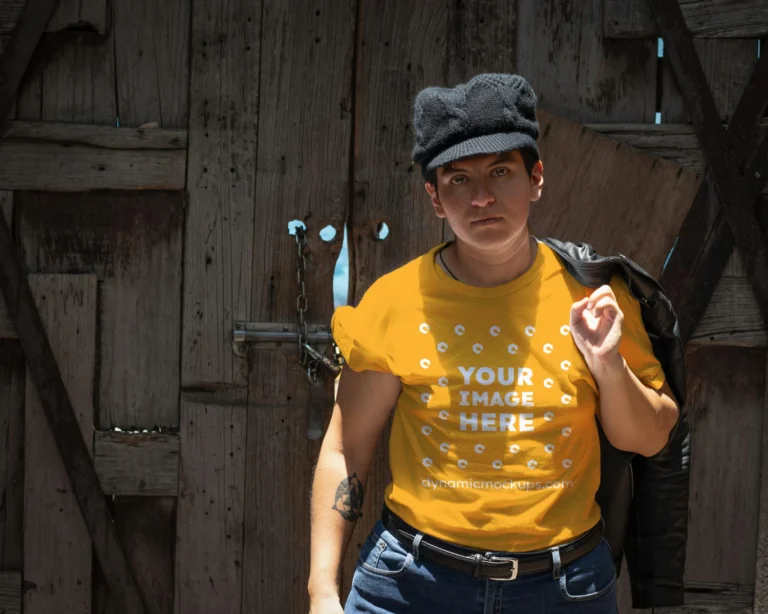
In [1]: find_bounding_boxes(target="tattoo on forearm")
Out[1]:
[332,473,364,521]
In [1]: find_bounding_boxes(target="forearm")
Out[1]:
[308,443,369,599]
[593,354,678,457]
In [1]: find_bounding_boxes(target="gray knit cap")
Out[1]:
[411,73,540,181]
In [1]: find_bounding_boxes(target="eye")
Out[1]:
[493,167,509,176]
[451,176,467,185]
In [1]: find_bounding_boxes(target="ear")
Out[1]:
[530,159,544,202]
[425,182,447,219]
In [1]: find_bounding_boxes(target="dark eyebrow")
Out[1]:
[441,152,515,176]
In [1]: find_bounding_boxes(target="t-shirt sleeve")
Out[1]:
[331,278,394,374]
[608,274,667,391]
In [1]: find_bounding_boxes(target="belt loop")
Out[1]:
[472,553,482,578]
[551,546,562,579]
[412,533,423,560]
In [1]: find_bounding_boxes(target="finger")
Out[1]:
[592,296,621,319]
[570,297,590,325]
[586,285,615,309]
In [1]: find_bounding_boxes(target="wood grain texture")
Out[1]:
[95,498,176,614]
[23,274,96,614]
[0,0,107,35]
[0,1,25,34]
[175,401,246,614]
[47,0,108,35]
[684,346,764,585]
[0,341,23,569]
[17,191,183,428]
[604,0,768,38]
[181,0,260,389]
[0,571,20,614]
[532,110,700,278]
[94,431,179,496]
[39,30,115,124]
[516,0,657,123]
[754,335,768,612]
[0,0,59,122]
[0,136,186,191]
[661,39,759,123]
[113,0,190,128]
[587,121,768,182]
[239,0,353,610]
[0,120,187,148]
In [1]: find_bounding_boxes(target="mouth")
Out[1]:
[471,217,504,226]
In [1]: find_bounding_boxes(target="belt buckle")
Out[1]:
[487,556,519,581]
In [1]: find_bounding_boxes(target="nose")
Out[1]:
[471,184,495,208]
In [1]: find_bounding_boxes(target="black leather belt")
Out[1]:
[381,504,604,581]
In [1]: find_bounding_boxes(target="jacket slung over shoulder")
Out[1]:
[540,236,690,609]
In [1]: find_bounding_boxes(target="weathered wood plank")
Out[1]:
[94,431,179,496]
[0,120,187,148]
[661,39,759,123]
[47,0,107,35]
[0,1,25,34]
[517,0,657,123]
[0,341,23,569]
[113,0,190,128]
[0,0,59,122]
[0,136,186,191]
[238,0,353,609]
[755,344,768,612]
[23,274,97,614]
[95,498,176,614]
[0,571,21,614]
[689,276,767,347]
[648,0,768,333]
[533,109,701,278]
[175,401,246,614]
[40,30,115,124]
[17,191,183,428]
[0,0,107,34]
[587,121,768,181]
[604,0,768,38]
[684,346,764,585]
[181,0,260,389]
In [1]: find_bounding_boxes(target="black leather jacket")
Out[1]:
[540,237,690,609]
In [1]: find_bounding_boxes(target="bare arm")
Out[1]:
[594,355,679,457]
[307,365,402,603]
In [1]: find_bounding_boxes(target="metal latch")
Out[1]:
[232,322,333,357]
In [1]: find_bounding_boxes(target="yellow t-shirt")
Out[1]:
[331,238,666,552]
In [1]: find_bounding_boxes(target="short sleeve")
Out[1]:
[331,279,394,374]
[609,274,667,391]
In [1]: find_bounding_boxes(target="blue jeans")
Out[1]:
[344,519,618,613]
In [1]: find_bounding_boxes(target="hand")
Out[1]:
[569,284,624,374]
[309,593,344,614]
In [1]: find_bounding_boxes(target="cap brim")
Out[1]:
[425,132,538,174]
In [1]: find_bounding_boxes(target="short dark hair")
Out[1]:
[425,147,540,193]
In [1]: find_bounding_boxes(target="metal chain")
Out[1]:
[294,226,320,383]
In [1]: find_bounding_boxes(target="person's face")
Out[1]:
[425,150,544,250]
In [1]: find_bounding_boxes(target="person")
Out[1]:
[307,73,681,614]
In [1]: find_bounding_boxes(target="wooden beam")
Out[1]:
[657,36,768,345]
[647,1,768,336]
[0,121,187,190]
[0,0,59,121]
[0,213,147,613]
[94,431,179,496]
[604,0,768,38]
[586,120,768,179]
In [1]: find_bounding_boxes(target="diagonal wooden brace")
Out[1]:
[0,1,148,611]
[660,51,768,343]
[0,215,148,614]
[649,0,768,333]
